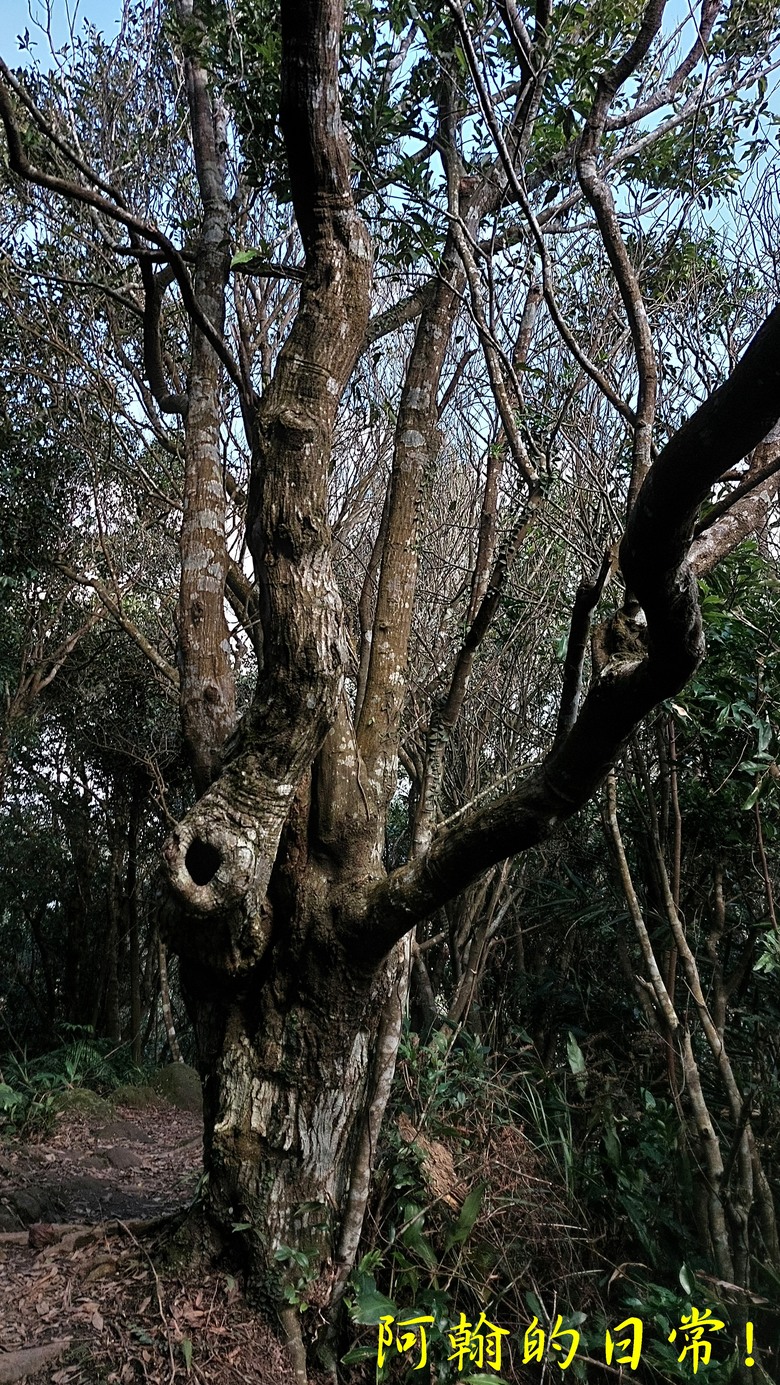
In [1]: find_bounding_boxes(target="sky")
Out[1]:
[0,0,707,65]
[0,0,750,81]
[0,0,122,65]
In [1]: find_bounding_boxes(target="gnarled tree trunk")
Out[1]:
[6,1,779,1374]
[154,2,780,1363]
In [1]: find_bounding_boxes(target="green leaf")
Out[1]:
[274,1244,310,1269]
[350,1285,398,1325]
[130,1326,154,1346]
[462,1376,510,1384]
[525,1290,544,1320]
[603,1120,621,1167]
[402,1217,439,1270]
[230,249,268,269]
[554,632,569,662]
[445,1183,485,1252]
[180,1338,193,1372]
[340,1345,379,1365]
[566,1031,587,1095]
[357,1249,383,1275]
[566,1032,586,1074]
[679,1263,693,1295]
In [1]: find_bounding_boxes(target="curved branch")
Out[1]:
[576,0,666,512]
[137,253,188,416]
[357,302,780,958]
[0,61,242,393]
[605,0,722,131]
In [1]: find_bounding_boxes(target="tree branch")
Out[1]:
[576,0,666,513]
[357,303,780,957]
[0,60,242,393]
[605,0,722,131]
[446,0,638,427]
[58,566,179,689]
[553,549,614,747]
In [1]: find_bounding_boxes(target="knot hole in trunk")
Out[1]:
[185,838,222,886]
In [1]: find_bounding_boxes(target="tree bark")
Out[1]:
[158,934,182,1065]
[155,5,780,1351]
[174,0,236,794]
[160,0,378,1327]
[126,781,143,1065]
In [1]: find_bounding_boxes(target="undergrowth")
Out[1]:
[0,1024,152,1138]
[340,1025,750,1384]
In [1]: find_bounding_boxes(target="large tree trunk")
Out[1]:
[183,934,396,1304]
[160,0,379,1338]
[150,0,780,1364]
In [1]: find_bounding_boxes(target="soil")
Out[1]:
[0,1099,309,1384]
[0,1106,200,1231]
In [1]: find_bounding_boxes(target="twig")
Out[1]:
[117,1218,177,1382]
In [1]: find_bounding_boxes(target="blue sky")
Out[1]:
[0,0,703,63]
[0,0,122,64]
[0,0,737,74]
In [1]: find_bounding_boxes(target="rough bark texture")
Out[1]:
[155,2,780,1346]
[184,907,402,1312]
[174,0,236,793]
[160,0,382,1322]
[6,0,779,1365]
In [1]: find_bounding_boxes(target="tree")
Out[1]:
[1,0,780,1374]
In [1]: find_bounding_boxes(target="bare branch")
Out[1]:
[58,565,179,689]
[0,60,242,393]
[575,0,666,512]
[358,302,780,955]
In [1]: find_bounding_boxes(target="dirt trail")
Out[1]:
[0,1104,326,1384]
[0,1103,201,1232]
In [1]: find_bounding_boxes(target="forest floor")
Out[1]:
[0,1097,306,1384]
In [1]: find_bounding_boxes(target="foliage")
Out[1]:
[0,1029,149,1138]
[1,0,780,1375]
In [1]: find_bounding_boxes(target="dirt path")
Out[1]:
[0,1103,329,1384]
[0,1104,201,1231]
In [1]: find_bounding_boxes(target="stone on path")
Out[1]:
[0,1340,70,1383]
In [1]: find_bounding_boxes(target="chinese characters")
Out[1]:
[375,1306,748,1374]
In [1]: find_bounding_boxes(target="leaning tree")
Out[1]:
[2,0,780,1373]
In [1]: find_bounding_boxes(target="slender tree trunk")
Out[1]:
[173,0,236,794]
[126,784,142,1064]
[158,934,183,1065]
[105,810,126,1044]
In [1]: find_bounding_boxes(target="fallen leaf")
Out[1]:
[180,1307,206,1326]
